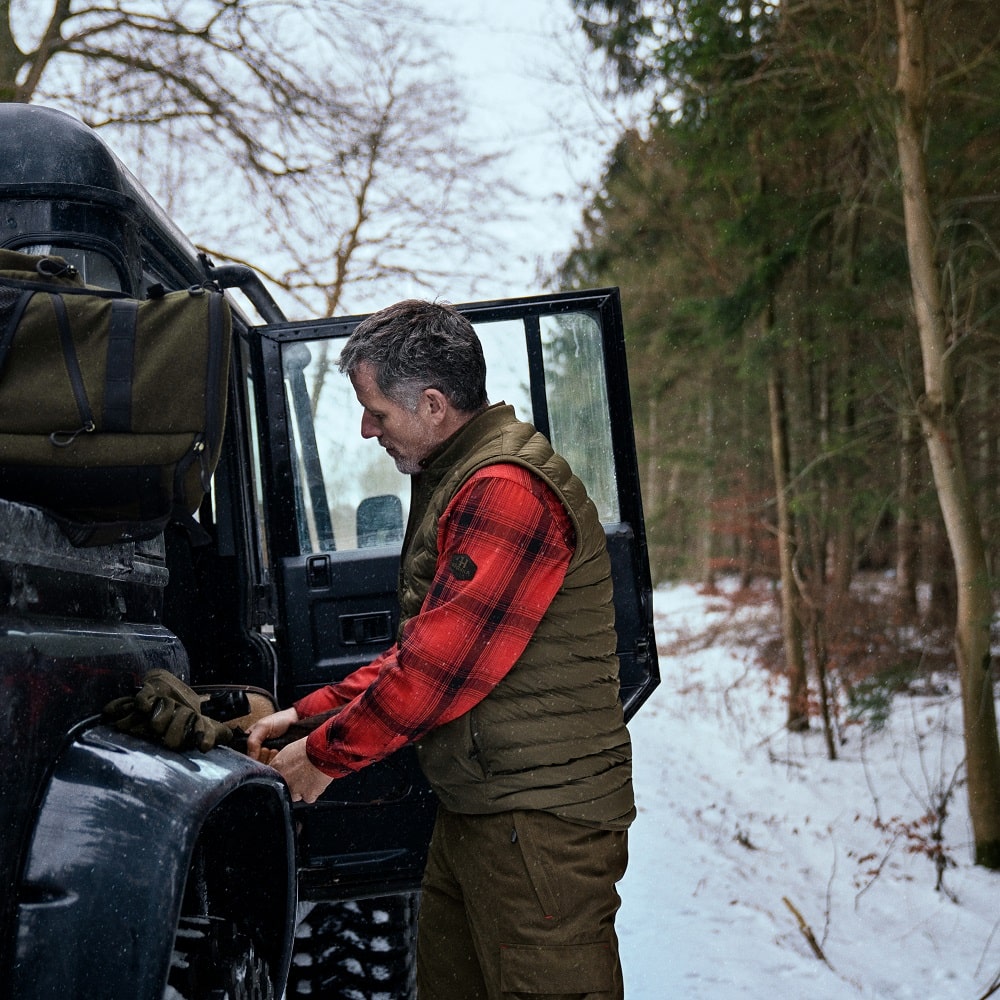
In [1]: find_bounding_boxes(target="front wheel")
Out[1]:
[167,914,274,1000]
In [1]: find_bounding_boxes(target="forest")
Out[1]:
[563,0,1000,868]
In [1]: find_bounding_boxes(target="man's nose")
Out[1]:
[360,412,380,439]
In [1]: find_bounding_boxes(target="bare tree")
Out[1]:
[3,2,346,172]
[892,0,1000,869]
[221,20,513,318]
[1,1,517,318]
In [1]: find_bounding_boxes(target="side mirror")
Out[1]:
[357,494,403,548]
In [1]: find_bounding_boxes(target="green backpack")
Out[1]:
[0,248,232,545]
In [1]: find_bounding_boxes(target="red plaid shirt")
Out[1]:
[295,463,576,778]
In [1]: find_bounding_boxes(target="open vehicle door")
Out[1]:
[250,287,659,899]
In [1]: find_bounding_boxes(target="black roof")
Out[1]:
[0,103,133,209]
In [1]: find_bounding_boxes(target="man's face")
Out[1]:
[350,362,442,475]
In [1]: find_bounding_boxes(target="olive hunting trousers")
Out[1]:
[416,807,628,1000]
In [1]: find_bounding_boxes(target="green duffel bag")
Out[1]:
[0,248,232,546]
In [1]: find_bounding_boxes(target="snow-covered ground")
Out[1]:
[620,582,1000,1000]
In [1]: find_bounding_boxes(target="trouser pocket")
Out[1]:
[512,812,563,920]
[499,941,615,997]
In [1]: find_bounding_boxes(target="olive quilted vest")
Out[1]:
[403,404,634,828]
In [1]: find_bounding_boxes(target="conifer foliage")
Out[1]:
[569,0,1000,867]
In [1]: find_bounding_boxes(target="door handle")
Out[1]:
[340,611,393,645]
[306,554,331,589]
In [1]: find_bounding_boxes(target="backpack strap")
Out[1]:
[103,297,139,432]
[49,293,96,446]
[0,287,33,380]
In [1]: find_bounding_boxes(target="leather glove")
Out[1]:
[102,670,234,752]
[144,695,234,752]
[102,694,150,737]
[133,668,206,716]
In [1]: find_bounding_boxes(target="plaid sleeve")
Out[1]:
[293,655,387,717]
[304,464,575,778]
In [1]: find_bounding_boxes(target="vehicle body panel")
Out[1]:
[12,728,295,1000]
[0,103,297,998]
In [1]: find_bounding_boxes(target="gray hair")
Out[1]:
[338,299,488,413]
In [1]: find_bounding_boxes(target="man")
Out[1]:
[247,299,634,1000]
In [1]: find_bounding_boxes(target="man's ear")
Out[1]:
[422,388,449,423]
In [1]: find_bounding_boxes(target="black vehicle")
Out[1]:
[0,103,659,999]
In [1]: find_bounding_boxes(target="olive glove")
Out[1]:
[103,669,234,752]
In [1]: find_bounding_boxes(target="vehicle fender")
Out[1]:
[10,725,296,1000]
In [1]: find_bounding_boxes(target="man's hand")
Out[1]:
[245,707,300,763]
[246,708,335,801]
[268,737,335,803]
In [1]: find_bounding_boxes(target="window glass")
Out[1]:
[241,337,270,574]
[540,312,620,523]
[20,243,123,290]
[476,319,532,421]
[284,340,408,554]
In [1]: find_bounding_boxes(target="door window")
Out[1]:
[283,339,400,553]
[539,311,619,524]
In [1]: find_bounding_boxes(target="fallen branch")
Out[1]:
[782,896,834,970]
[977,972,1000,1000]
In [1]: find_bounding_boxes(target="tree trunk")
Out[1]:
[893,0,1000,868]
[974,363,1000,582]
[769,365,809,732]
[896,408,921,617]
[699,391,716,587]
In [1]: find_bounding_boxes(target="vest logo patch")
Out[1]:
[449,553,477,581]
